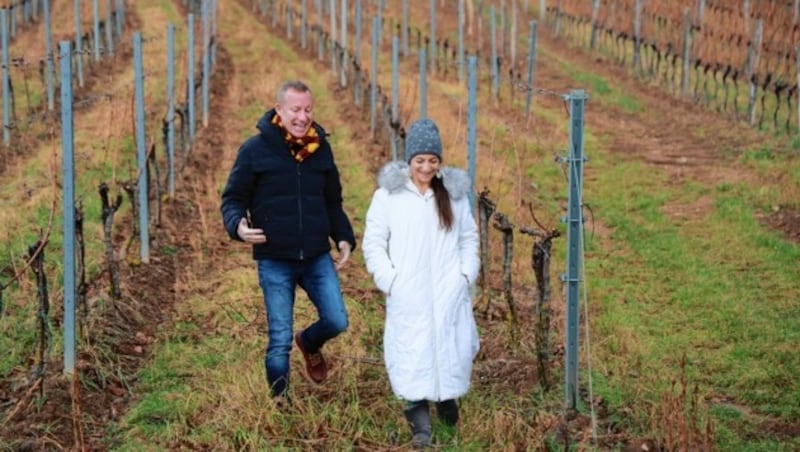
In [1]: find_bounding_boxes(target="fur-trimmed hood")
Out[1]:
[376,161,472,201]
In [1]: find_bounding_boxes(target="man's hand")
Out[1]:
[237,218,267,244]
[335,241,351,270]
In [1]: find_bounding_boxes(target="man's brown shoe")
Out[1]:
[295,331,327,383]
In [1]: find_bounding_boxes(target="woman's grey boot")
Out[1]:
[435,399,459,426]
[404,402,432,448]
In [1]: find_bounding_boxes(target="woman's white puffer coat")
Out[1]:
[362,161,480,402]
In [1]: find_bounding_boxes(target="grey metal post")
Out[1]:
[340,0,347,87]
[499,0,506,59]
[391,35,399,160]
[93,0,101,61]
[59,40,76,376]
[202,0,210,127]
[680,7,691,95]
[490,6,498,102]
[510,0,517,67]
[564,89,587,410]
[188,13,196,140]
[743,0,751,38]
[106,0,114,55]
[525,20,537,118]
[370,15,378,137]
[116,0,124,38]
[74,0,84,87]
[355,0,362,63]
[1,9,9,146]
[167,23,176,197]
[554,0,562,35]
[458,0,464,84]
[330,0,337,76]
[419,47,427,118]
[44,0,55,111]
[746,19,763,126]
[795,0,799,25]
[401,0,408,57]
[354,0,362,106]
[212,0,218,67]
[590,0,600,50]
[466,56,477,210]
[633,0,642,72]
[697,0,705,27]
[376,0,383,45]
[317,0,323,61]
[301,0,307,49]
[287,0,294,40]
[340,0,347,52]
[133,32,150,264]
[429,0,436,73]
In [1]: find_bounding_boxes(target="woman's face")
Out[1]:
[409,154,441,188]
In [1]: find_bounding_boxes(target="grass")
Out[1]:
[585,153,800,446]
[538,44,644,114]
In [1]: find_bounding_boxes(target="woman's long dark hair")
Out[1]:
[431,175,453,231]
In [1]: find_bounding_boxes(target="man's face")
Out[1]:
[276,89,313,138]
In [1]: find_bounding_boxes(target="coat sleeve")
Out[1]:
[220,143,255,242]
[362,189,398,294]
[324,160,357,251]
[455,198,480,285]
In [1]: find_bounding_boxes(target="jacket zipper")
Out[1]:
[432,207,440,400]
[297,162,304,260]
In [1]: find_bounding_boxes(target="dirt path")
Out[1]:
[532,30,800,240]
[539,33,764,176]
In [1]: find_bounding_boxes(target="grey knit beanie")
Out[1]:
[405,118,443,163]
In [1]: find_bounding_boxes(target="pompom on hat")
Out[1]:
[404,118,443,163]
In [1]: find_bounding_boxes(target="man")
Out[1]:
[221,80,355,401]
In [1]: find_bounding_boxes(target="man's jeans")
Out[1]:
[257,253,348,396]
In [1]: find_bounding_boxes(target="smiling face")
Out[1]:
[409,153,441,191]
[275,88,313,138]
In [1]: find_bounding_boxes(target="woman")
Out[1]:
[362,118,480,448]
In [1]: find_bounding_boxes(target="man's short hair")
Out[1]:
[277,80,312,104]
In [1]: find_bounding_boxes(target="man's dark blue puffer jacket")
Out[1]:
[220,109,356,261]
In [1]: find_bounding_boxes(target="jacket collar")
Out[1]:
[376,161,471,201]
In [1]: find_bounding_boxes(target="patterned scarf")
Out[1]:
[271,113,320,163]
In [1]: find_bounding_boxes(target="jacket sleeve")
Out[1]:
[455,198,480,285]
[325,158,357,251]
[362,189,398,294]
[220,143,255,241]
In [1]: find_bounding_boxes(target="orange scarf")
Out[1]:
[271,114,320,163]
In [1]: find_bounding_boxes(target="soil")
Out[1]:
[1,1,799,450]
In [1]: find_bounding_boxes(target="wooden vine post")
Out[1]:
[477,188,496,316]
[493,211,518,342]
[520,203,561,390]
